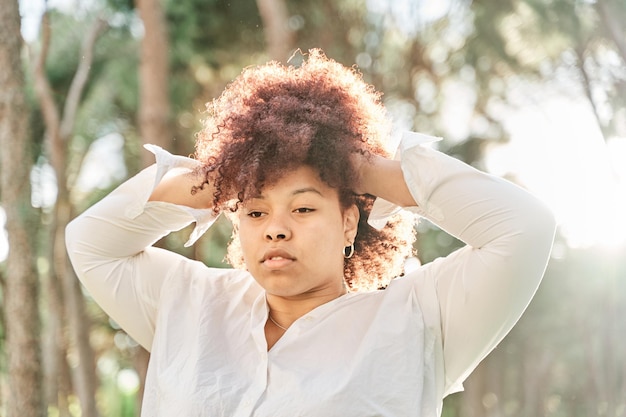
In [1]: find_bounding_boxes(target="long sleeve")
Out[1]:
[385,132,556,396]
[65,146,219,350]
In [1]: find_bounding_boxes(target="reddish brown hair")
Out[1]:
[194,49,415,290]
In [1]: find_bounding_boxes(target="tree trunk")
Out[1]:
[595,0,626,64]
[0,0,44,415]
[459,360,488,417]
[136,0,172,167]
[32,12,107,417]
[41,214,72,417]
[134,0,174,408]
[256,0,295,62]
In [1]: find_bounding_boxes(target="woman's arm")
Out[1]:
[357,155,417,208]
[148,166,213,208]
[66,146,218,350]
[358,134,556,395]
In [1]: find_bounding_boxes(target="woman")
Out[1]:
[66,50,555,416]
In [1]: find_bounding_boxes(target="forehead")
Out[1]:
[249,166,338,200]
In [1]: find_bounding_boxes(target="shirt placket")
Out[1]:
[231,293,270,417]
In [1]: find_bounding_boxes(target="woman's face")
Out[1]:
[238,166,358,299]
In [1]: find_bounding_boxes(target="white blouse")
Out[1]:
[66,132,555,417]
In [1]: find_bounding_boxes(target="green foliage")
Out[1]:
[166,0,264,64]
[105,0,134,13]
[94,26,140,116]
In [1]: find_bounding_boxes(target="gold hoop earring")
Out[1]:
[343,243,354,259]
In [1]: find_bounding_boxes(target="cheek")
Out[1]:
[313,224,346,257]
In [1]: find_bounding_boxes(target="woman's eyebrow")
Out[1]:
[251,186,324,200]
[291,187,323,197]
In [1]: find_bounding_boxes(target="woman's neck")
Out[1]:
[266,286,348,329]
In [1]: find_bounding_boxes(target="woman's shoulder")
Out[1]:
[160,260,262,306]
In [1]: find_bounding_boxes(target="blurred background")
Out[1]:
[0,0,625,416]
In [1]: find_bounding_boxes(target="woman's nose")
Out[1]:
[264,217,292,241]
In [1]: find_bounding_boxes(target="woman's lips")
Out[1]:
[261,249,295,269]
[263,256,294,269]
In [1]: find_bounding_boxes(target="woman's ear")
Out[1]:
[343,204,360,242]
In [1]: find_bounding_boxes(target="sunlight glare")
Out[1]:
[486,97,626,250]
[117,368,140,395]
[75,133,127,193]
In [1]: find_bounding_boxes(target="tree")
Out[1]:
[136,0,172,166]
[256,0,295,62]
[32,9,107,417]
[132,0,173,408]
[0,0,44,415]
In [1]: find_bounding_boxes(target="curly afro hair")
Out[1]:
[194,49,416,291]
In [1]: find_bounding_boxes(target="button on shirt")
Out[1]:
[66,132,556,417]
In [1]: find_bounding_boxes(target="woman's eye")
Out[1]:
[247,211,264,218]
[294,207,314,213]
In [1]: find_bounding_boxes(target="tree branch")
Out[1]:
[574,46,608,141]
[32,11,61,143]
[595,0,626,64]
[60,17,108,140]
